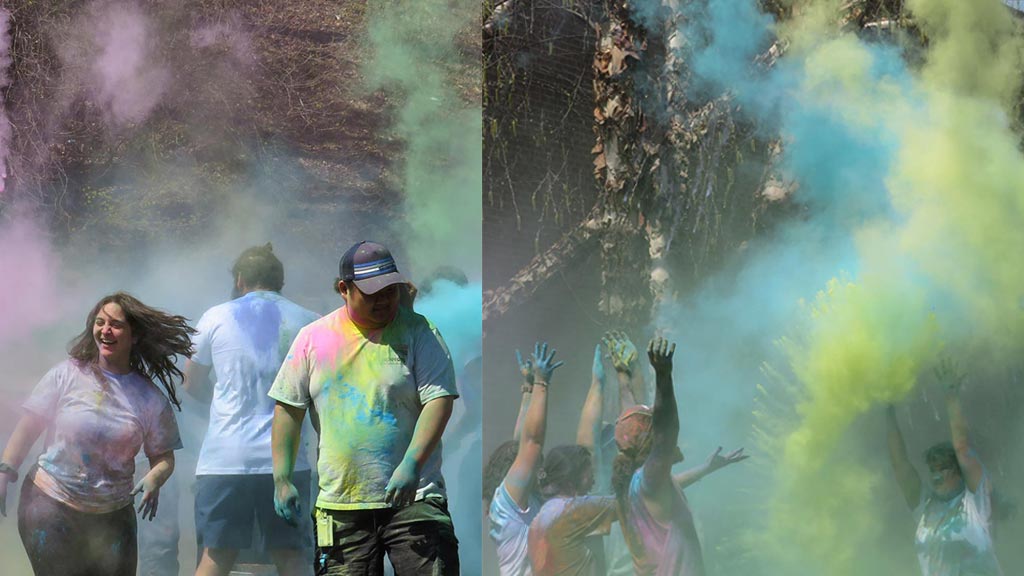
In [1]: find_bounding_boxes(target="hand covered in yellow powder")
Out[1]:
[603,330,638,373]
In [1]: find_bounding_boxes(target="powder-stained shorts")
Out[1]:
[195,471,312,551]
[18,468,137,576]
[315,497,459,576]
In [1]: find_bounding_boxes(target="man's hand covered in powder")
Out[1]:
[531,341,563,384]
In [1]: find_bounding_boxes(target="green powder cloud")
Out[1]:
[364,0,481,279]
[753,1,1024,574]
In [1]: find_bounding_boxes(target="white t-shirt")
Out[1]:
[192,291,318,475]
[269,305,458,510]
[24,360,182,513]
[489,481,540,576]
[914,472,1003,576]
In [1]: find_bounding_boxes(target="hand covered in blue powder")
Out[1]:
[274,480,301,527]
[531,341,564,384]
[131,476,161,521]
[592,344,606,383]
[515,349,534,386]
[384,457,420,508]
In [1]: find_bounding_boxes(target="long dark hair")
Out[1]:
[612,428,653,557]
[612,431,653,499]
[69,292,195,410]
[484,440,519,503]
[538,445,591,499]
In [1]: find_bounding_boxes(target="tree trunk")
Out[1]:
[591,0,653,331]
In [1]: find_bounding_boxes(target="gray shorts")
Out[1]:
[195,471,312,551]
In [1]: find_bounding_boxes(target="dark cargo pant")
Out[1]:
[314,497,459,576]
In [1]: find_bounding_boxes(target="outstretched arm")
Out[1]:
[512,349,534,443]
[505,342,562,509]
[629,369,647,409]
[603,331,639,412]
[642,338,680,520]
[886,405,921,509]
[672,446,748,490]
[578,344,609,494]
[936,358,983,492]
[577,345,606,449]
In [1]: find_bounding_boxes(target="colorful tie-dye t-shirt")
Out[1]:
[269,305,457,510]
[527,495,617,576]
[914,473,1002,576]
[489,481,541,576]
[620,468,705,576]
[192,291,319,475]
[23,360,182,514]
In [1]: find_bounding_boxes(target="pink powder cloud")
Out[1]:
[0,214,62,348]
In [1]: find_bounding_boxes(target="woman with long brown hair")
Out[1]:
[0,292,193,576]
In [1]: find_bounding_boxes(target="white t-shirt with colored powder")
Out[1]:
[24,360,182,513]
[489,481,540,576]
[914,472,1003,576]
[269,305,458,510]
[192,291,319,475]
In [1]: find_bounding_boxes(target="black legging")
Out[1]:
[18,467,137,576]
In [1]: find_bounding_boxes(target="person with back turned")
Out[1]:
[185,243,319,576]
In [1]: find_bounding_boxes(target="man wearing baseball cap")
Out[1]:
[269,241,460,574]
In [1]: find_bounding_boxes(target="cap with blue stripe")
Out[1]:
[340,241,407,294]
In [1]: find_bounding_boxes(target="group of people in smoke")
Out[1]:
[0,240,464,576]
[484,333,747,576]
[485,334,1004,576]
[0,237,1005,576]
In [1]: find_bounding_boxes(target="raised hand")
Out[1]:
[515,349,534,386]
[647,337,675,374]
[592,344,605,382]
[934,354,966,395]
[603,330,638,373]
[705,446,748,473]
[531,341,564,384]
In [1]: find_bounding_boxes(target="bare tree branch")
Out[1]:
[483,202,604,324]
